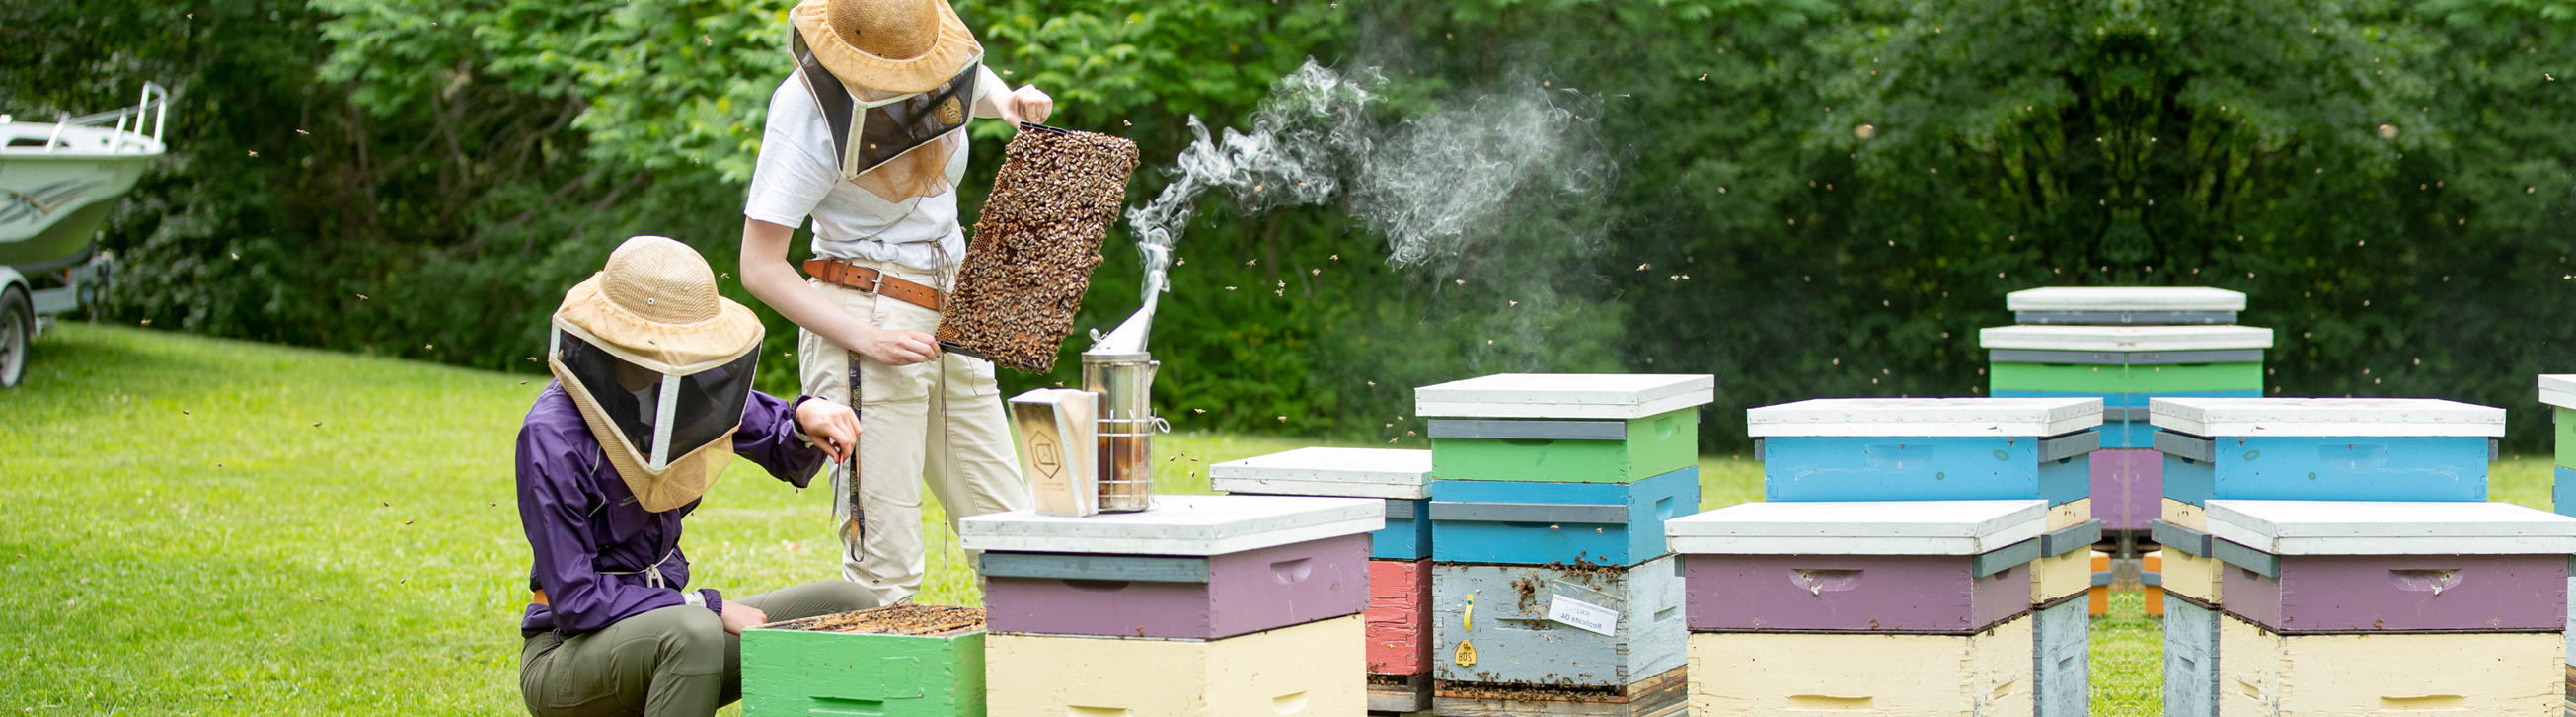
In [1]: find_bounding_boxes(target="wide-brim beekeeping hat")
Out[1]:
[791,0,983,95]
[547,236,764,512]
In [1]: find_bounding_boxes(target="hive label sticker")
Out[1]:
[1548,594,1619,636]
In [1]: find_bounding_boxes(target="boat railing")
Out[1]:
[14,82,167,154]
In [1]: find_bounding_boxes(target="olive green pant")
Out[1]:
[519,580,878,717]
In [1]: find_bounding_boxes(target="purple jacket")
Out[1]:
[515,381,827,636]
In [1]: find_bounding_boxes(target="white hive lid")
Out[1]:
[2005,286,2247,312]
[2206,500,2576,555]
[2148,397,2506,438]
[1209,447,1434,500]
[957,495,1385,556]
[1979,325,2274,353]
[2540,375,2576,411]
[1413,373,1715,420]
[1665,500,2048,555]
[1747,397,2103,438]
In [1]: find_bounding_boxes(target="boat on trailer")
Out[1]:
[0,82,167,388]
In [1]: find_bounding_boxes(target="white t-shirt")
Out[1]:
[744,67,1005,271]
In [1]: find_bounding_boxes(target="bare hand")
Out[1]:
[796,398,861,462]
[720,603,770,635]
[1001,86,1054,129]
[857,325,942,366]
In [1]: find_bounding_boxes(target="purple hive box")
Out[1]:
[1684,554,2030,633]
[2090,448,2160,532]
[2222,554,2568,633]
[982,533,1371,639]
[2204,499,2576,635]
[1665,499,2051,634]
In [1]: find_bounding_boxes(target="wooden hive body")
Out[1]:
[1427,468,1699,567]
[741,608,987,717]
[2217,613,2564,716]
[1752,397,2104,506]
[2089,448,2162,531]
[1672,499,2092,633]
[979,533,1369,640]
[957,494,1382,556]
[1429,555,1687,688]
[1413,373,1716,421]
[2164,598,2221,717]
[1209,447,1434,559]
[1685,616,2035,717]
[983,615,1362,717]
[1366,558,1431,677]
[2031,598,2088,717]
[1427,409,1700,484]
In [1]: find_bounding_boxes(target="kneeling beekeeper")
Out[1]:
[739,0,1055,603]
[516,236,873,717]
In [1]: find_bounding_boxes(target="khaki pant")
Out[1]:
[797,260,1028,605]
[518,580,877,717]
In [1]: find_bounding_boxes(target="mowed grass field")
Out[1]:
[0,323,2558,714]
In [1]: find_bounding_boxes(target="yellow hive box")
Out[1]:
[2219,614,2562,716]
[2026,498,2094,604]
[2163,547,2223,605]
[985,615,1362,717]
[2162,497,2205,530]
[1687,616,2035,717]
[2048,498,2091,531]
[2031,549,2090,605]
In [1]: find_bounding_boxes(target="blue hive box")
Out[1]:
[1209,447,1434,559]
[1426,467,1698,566]
[2148,397,2501,506]
[1749,398,2104,506]
[1991,389,2261,448]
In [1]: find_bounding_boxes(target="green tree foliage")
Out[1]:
[9,0,2574,448]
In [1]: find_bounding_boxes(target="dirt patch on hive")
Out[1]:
[769,604,986,636]
[1435,677,1627,702]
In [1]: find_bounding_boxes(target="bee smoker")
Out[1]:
[1083,244,1170,513]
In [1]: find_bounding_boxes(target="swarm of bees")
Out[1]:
[938,126,1140,372]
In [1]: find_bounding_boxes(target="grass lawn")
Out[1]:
[0,323,2559,714]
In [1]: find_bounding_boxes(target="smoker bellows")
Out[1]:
[938,124,1139,372]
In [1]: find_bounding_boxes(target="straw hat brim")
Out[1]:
[792,0,984,95]
[552,273,764,374]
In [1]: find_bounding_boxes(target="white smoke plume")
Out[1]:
[1121,58,1612,298]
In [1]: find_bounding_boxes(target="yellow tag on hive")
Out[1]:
[1463,594,1475,631]
[1454,639,1477,667]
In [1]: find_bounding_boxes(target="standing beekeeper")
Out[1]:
[738,0,1051,604]
[516,236,874,717]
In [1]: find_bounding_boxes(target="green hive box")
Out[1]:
[1987,361,2262,394]
[1429,408,1697,483]
[742,606,986,717]
[2559,407,2574,469]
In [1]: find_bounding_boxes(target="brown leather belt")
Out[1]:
[803,258,944,311]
